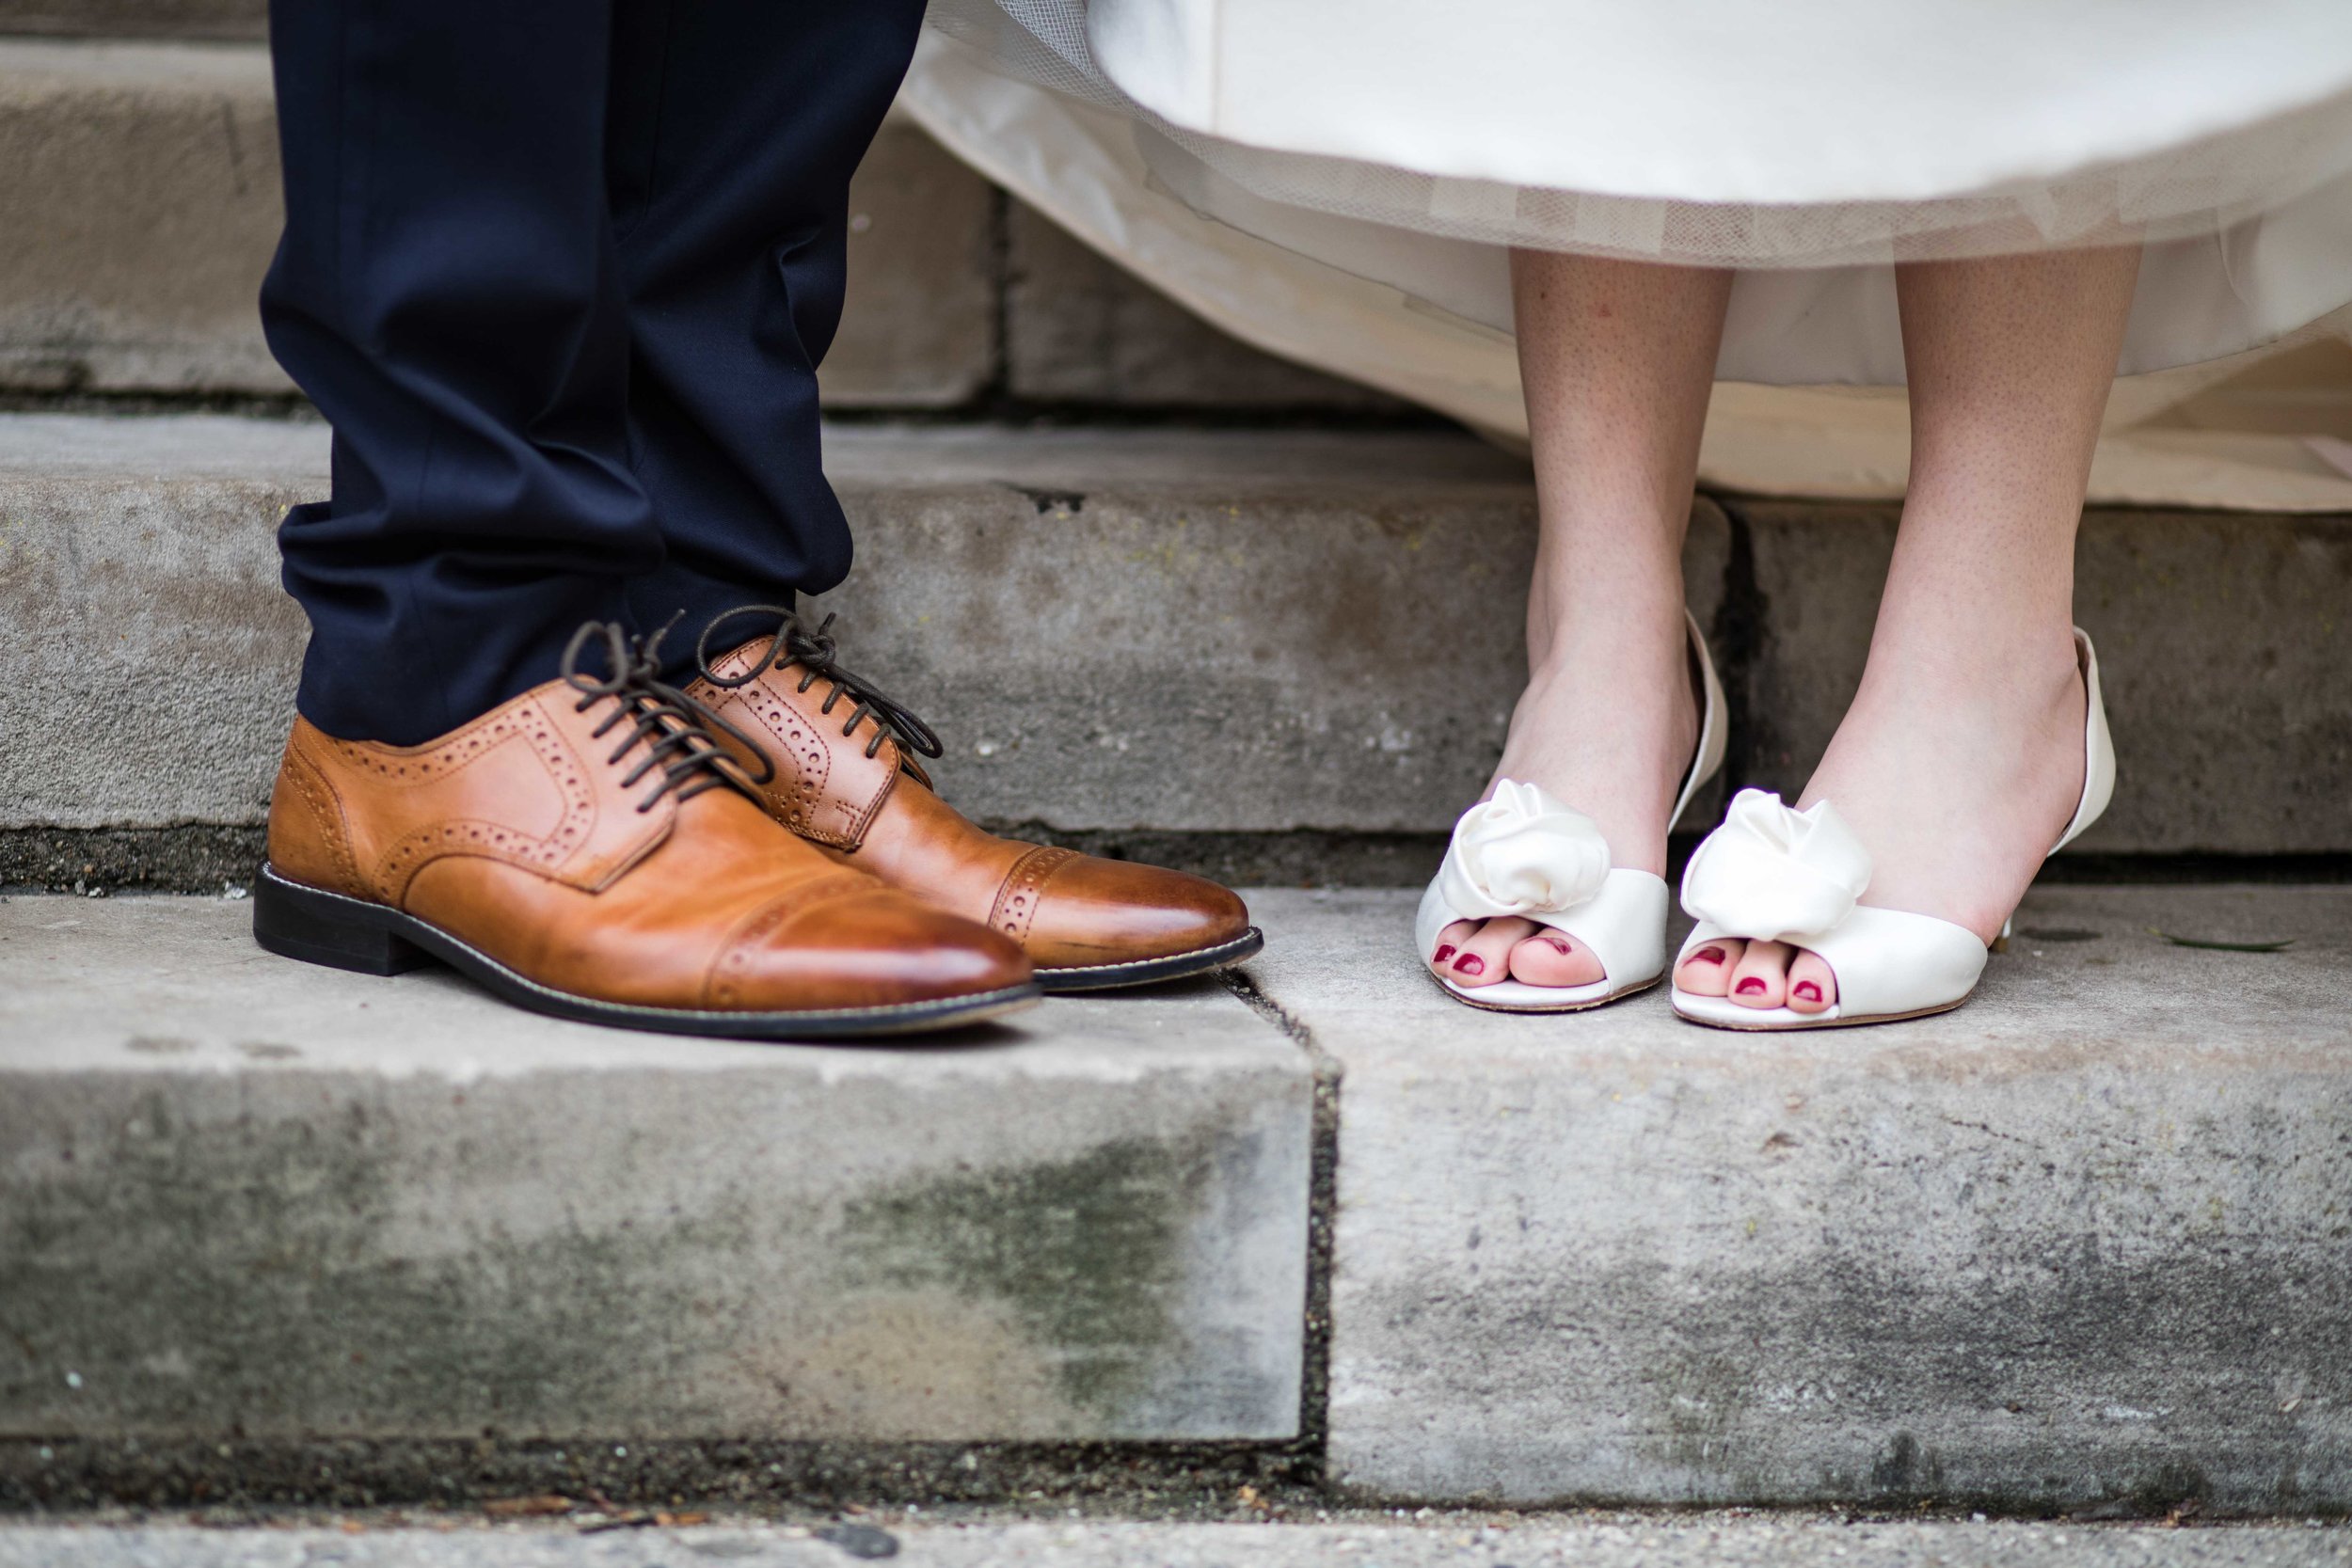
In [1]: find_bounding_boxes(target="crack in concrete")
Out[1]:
[1219,969,1340,1469]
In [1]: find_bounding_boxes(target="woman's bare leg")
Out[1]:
[1437,252,1733,990]
[1674,245,2141,1011]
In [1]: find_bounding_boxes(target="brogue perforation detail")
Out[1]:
[341,700,599,901]
[707,872,876,1006]
[329,710,523,783]
[741,687,834,836]
[376,818,537,893]
[281,741,362,895]
[517,704,596,851]
[989,846,1076,947]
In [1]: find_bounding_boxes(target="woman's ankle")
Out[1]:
[1489,621,1700,875]
[1804,637,2088,942]
[1850,611,2082,733]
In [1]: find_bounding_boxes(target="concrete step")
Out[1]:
[3,416,2347,886]
[0,894,1313,1444]
[1003,201,1407,415]
[0,40,980,406]
[0,40,284,395]
[1247,884,2352,1512]
[4,1518,2349,1565]
[5,884,2349,1513]
[0,0,261,40]
[0,38,1371,411]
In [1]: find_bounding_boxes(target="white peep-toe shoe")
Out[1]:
[1671,627,2115,1031]
[1415,612,1728,1013]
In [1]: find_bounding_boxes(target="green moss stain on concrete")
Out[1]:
[0,1079,739,1438]
[2,1072,1260,1442]
[836,1134,1215,1422]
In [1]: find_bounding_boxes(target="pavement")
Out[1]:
[5,884,2348,1511]
[0,894,1311,1446]
[1,1514,2347,1568]
[1251,885,2352,1507]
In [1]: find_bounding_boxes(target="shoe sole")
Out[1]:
[1670,990,1969,1031]
[1434,972,1663,1014]
[1034,927,1265,993]
[252,863,1042,1040]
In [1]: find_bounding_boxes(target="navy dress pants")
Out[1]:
[262,0,927,744]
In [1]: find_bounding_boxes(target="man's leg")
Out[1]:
[262,0,653,744]
[603,0,929,651]
[251,0,1039,1036]
[590,3,1261,990]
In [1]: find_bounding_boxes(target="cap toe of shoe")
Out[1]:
[714,887,1033,1012]
[1024,857,1252,967]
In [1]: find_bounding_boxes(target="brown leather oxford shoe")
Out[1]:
[688,609,1263,991]
[253,622,1039,1037]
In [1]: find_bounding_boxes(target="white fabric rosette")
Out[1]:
[1680,788,1873,942]
[1435,779,1613,921]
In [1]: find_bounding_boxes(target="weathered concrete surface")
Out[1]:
[828,119,999,407]
[0,415,318,829]
[0,826,268,897]
[0,417,1690,840]
[1005,205,1405,411]
[0,895,1311,1442]
[3,1518,2348,1567]
[8,416,2345,856]
[1248,885,2352,1511]
[0,31,1406,410]
[0,45,993,404]
[1724,499,2352,856]
[0,0,262,38]
[817,430,1724,839]
[0,40,286,394]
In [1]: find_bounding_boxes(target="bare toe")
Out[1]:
[1728,939,1794,1009]
[1675,938,1742,996]
[1507,929,1607,989]
[1430,918,1481,976]
[1446,916,1536,988]
[1787,948,1838,1014]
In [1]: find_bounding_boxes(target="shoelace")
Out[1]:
[694,605,946,767]
[561,620,776,812]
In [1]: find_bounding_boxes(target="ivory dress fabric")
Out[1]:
[904,1,2352,508]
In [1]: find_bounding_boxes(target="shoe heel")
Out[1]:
[1991,913,2014,955]
[252,867,429,977]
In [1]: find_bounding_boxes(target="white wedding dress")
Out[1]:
[906,0,2352,509]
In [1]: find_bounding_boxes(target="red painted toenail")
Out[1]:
[1434,944,1456,964]
[1454,954,1485,976]
[1541,937,1572,953]
[1735,977,1767,996]
[1692,946,1726,965]
[1794,981,1822,1002]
